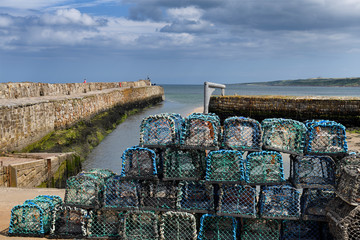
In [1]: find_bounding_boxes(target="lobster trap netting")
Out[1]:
[259,185,300,220]
[181,113,220,149]
[326,197,360,240]
[198,214,237,240]
[50,206,88,238]
[159,211,197,240]
[290,155,336,188]
[301,188,336,221]
[140,113,184,147]
[336,165,360,206]
[262,118,306,155]
[305,120,348,155]
[205,150,246,183]
[64,174,103,209]
[241,219,281,240]
[246,151,285,185]
[34,195,63,208]
[162,149,206,181]
[281,220,321,240]
[217,184,257,218]
[177,181,214,213]
[103,176,140,210]
[123,210,158,240]
[87,209,125,239]
[140,180,178,211]
[81,168,115,180]
[121,146,158,179]
[222,116,262,151]
[336,152,360,178]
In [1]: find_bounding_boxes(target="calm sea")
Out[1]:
[83,84,360,174]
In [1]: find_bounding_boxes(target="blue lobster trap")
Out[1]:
[162,148,206,181]
[87,209,124,239]
[9,197,57,237]
[222,116,262,151]
[290,155,336,189]
[281,220,322,240]
[35,195,63,207]
[217,184,257,218]
[301,188,336,221]
[205,150,246,183]
[259,185,300,220]
[159,211,197,240]
[50,205,88,239]
[123,210,159,240]
[181,113,220,150]
[177,181,214,213]
[120,146,158,180]
[103,176,140,210]
[246,151,285,185]
[336,165,360,206]
[140,180,178,211]
[140,113,184,147]
[305,120,348,155]
[241,219,281,240]
[262,118,306,155]
[198,214,237,240]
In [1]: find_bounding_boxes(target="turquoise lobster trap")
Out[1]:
[290,155,336,189]
[336,165,360,206]
[246,151,285,185]
[305,120,348,155]
[241,219,281,240]
[222,116,262,151]
[205,150,246,183]
[120,146,158,180]
[159,211,197,240]
[162,148,206,181]
[122,210,159,240]
[301,188,336,221]
[87,209,125,239]
[103,176,140,210]
[140,180,178,211]
[281,220,322,240]
[140,113,184,147]
[217,184,257,218]
[262,118,306,155]
[259,185,300,220]
[181,113,221,150]
[198,214,237,240]
[177,181,214,213]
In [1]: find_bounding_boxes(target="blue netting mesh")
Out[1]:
[181,113,220,149]
[301,188,335,221]
[140,180,178,211]
[290,155,336,189]
[198,214,237,240]
[246,151,285,185]
[205,150,246,183]
[336,165,360,206]
[241,219,281,240]
[262,118,306,155]
[159,211,197,240]
[162,149,206,181]
[305,120,348,155]
[281,220,321,240]
[259,185,300,220]
[222,116,262,151]
[103,176,140,210]
[140,113,184,147]
[217,184,256,218]
[177,181,214,213]
[121,146,158,179]
[123,210,159,240]
[87,210,125,239]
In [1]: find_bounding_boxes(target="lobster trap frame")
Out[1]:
[241,219,281,240]
[140,113,184,148]
[305,120,348,155]
[177,181,214,213]
[262,118,306,155]
[197,214,237,240]
[222,116,262,151]
[336,165,360,206]
[217,184,257,218]
[205,150,246,183]
[281,220,322,240]
[259,185,301,220]
[87,209,125,239]
[290,155,336,189]
[301,188,336,221]
[123,210,159,240]
[140,180,178,211]
[246,151,285,185]
[159,211,197,240]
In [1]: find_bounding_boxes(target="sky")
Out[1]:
[1,0,360,84]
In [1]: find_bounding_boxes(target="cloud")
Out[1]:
[42,8,97,26]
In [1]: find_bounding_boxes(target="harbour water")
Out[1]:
[83,84,360,174]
